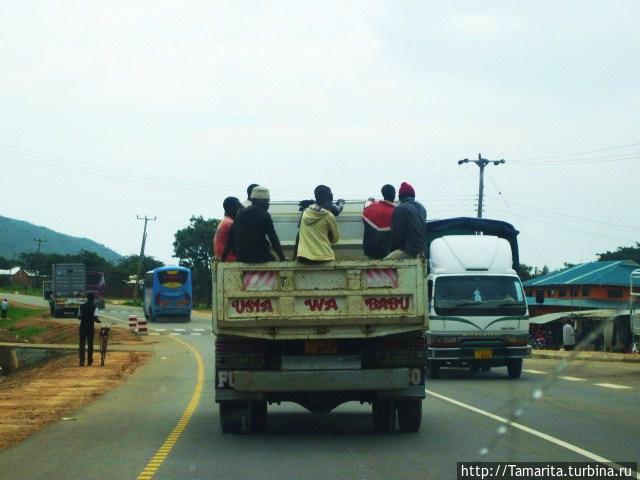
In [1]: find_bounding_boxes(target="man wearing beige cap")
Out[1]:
[222,186,286,263]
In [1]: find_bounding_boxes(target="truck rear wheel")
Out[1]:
[219,402,245,433]
[507,359,523,379]
[397,399,422,433]
[372,399,396,433]
[249,401,267,433]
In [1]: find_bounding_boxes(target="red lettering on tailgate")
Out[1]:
[231,299,273,314]
[365,297,410,311]
[304,298,339,312]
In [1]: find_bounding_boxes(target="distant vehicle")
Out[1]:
[42,280,52,300]
[212,200,427,434]
[631,269,640,352]
[86,271,106,309]
[49,263,86,317]
[425,217,530,379]
[143,266,192,322]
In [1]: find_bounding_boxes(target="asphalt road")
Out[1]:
[1,293,639,479]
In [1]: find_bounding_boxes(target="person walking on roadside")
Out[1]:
[296,185,341,263]
[562,319,576,351]
[222,186,286,263]
[1,298,8,320]
[214,196,241,261]
[242,183,259,208]
[384,182,427,260]
[362,184,396,259]
[78,292,101,366]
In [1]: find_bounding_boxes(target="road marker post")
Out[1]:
[137,317,148,335]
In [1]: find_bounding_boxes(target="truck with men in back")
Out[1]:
[212,200,428,434]
[424,217,530,378]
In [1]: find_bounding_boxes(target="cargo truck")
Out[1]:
[424,217,530,379]
[49,263,87,317]
[213,200,428,433]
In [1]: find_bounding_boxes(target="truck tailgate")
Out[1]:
[213,259,426,338]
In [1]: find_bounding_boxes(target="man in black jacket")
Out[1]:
[222,186,286,263]
[384,182,427,259]
[78,292,101,366]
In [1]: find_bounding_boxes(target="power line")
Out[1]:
[484,195,640,232]
[485,175,548,266]
[511,141,640,162]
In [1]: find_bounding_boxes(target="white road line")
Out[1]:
[190,333,203,336]
[173,328,186,332]
[594,383,632,390]
[523,369,548,375]
[193,328,205,332]
[149,333,160,336]
[153,328,167,332]
[559,376,586,382]
[169,333,182,336]
[426,389,639,479]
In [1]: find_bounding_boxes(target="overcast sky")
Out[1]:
[1,1,638,270]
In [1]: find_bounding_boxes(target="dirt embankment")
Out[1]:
[0,352,150,449]
[0,307,154,450]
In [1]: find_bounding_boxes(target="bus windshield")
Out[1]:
[434,276,526,316]
[157,270,188,288]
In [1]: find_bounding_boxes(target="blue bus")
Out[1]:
[143,266,192,322]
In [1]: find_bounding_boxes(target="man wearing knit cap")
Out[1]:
[222,186,286,263]
[384,181,427,260]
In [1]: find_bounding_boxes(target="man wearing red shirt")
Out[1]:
[214,197,241,261]
[362,184,396,259]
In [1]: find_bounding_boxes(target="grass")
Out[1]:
[0,304,50,340]
[120,299,142,307]
[0,286,42,297]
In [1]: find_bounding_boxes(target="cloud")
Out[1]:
[451,14,523,37]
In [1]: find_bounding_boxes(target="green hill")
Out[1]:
[0,215,122,262]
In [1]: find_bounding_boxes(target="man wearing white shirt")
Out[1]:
[562,320,576,351]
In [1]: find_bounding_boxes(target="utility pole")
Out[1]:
[33,238,47,253]
[458,153,505,218]
[135,215,156,298]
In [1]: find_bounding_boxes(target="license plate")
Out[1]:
[304,340,337,354]
[474,348,493,360]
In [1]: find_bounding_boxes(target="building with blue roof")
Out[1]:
[523,260,639,353]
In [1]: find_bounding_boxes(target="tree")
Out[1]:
[115,255,165,276]
[597,242,640,264]
[517,263,534,281]
[517,263,549,281]
[173,216,220,306]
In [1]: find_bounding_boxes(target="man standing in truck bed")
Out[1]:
[385,182,427,260]
[296,185,340,263]
[222,186,286,263]
[214,196,241,261]
[362,184,396,259]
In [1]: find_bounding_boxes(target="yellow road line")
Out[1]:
[136,336,205,480]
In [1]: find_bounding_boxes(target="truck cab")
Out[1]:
[425,218,530,378]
